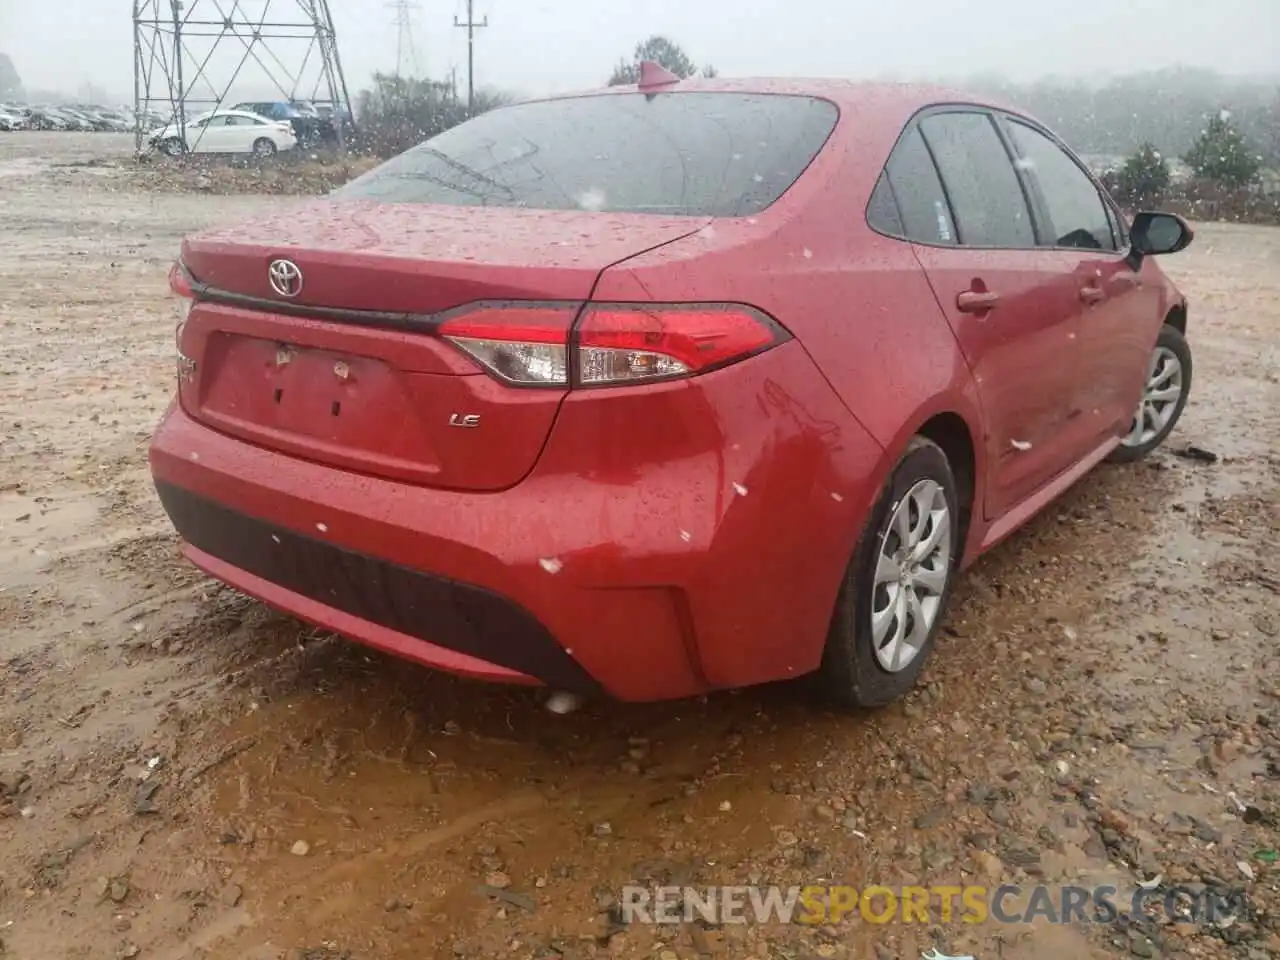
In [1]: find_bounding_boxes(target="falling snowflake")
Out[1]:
[576,188,606,212]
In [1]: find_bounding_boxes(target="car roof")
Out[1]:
[203,109,270,120]
[526,76,1023,124]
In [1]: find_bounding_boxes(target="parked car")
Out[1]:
[150,109,297,156]
[55,107,95,130]
[27,107,70,130]
[231,99,302,123]
[312,102,353,127]
[78,107,132,132]
[231,100,323,146]
[290,99,345,145]
[0,107,26,131]
[135,109,171,132]
[150,73,1194,707]
[61,107,100,130]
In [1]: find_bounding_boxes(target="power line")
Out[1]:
[453,0,487,114]
[388,0,421,79]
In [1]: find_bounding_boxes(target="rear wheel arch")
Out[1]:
[817,432,963,707]
[915,412,977,556]
[875,402,984,560]
[810,407,980,707]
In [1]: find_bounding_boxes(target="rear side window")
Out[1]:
[866,173,904,236]
[334,92,839,217]
[1007,120,1117,251]
[883,127,955,244]
[920,112,1035,248]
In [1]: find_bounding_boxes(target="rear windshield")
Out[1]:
[333,92,839,217]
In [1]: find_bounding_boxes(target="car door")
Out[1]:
[185,116,217,153]
[221,114,262,153]
[891,110,1090,520]
[1000,117,1161,446]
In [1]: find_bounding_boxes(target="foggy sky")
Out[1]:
[2,0,1277,103]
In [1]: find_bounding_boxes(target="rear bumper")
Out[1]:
[148,342,887,701]
[156,481,596,692]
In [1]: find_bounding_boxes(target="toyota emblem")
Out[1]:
[268,259,303,298]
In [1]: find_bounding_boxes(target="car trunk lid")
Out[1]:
[177,200,708,490]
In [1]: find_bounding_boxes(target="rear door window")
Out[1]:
[333,92,839,217]
[919,112,1035,248]
[865,173,905,236]
[881,127,955,245]
[1006,119,1118,251]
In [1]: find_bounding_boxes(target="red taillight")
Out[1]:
[169,261,196,381]
[169,260,195,299]
[440,304,577,385]
[439,301,788,388]
[576,304,785,385]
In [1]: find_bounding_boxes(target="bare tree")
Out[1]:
[354,73,511,158]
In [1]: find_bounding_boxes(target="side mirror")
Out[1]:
[1130,211,1194,258]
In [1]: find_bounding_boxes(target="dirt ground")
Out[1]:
[2,130,1279,960]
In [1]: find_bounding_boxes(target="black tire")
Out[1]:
[252,137,278,158]
[818,436,960,708]
[159,138,185,157]
[1106,324,1193,464]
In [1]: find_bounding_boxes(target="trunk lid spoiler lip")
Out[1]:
[184,270,444,332]
[176,214,715,333]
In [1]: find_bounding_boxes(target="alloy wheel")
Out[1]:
[1122,345,1183,447]
[870,478,952,673]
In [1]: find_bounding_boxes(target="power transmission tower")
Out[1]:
[453,0,488,114]
[132,0,353,154]
[389,0,422,79]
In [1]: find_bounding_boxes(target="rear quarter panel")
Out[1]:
[588,93,989,674]
[593,92,986,551]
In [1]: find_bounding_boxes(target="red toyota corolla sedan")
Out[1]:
[149,69,1194,707]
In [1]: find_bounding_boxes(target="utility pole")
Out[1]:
[453,0,487,114]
